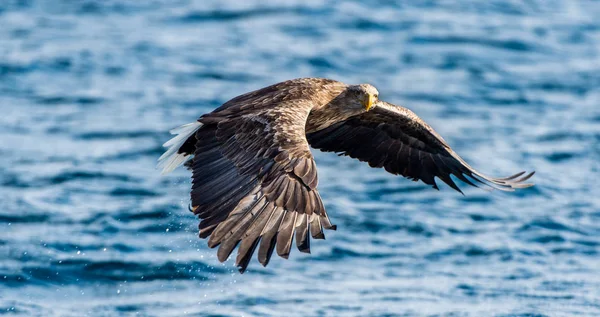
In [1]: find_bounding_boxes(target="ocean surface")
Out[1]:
[1,1,599,316]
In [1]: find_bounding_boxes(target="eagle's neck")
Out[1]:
[305,92,365,134]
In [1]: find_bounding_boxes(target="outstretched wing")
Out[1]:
[191,96,336,273]
[307,101,534,193]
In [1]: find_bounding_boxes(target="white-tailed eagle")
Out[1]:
[158,78,535,273]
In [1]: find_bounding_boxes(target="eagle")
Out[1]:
[158,77,534,273]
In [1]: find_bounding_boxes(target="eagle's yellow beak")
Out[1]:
[363,93,376,111]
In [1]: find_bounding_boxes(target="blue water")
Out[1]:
[1,0,599,316]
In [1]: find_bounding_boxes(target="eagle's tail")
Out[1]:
[157,121,202,175]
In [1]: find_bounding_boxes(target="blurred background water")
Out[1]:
[1,0,599,316]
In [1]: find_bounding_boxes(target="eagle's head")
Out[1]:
[347,83,379,111]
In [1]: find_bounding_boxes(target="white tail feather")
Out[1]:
[157,121,202,175]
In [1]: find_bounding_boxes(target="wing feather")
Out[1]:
[187,79,344,273]
[258,209,285,267]
[276,212,297,259]
[307,101,534,193]
[295,214,311,253]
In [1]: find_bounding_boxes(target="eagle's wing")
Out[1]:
[307,101,534,193]
[191,98,335,273]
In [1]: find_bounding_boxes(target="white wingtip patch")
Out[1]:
[157,121,202,175]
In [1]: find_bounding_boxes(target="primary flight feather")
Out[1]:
[158,77,535,273]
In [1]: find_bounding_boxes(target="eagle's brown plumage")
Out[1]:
[158,77,534,273]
